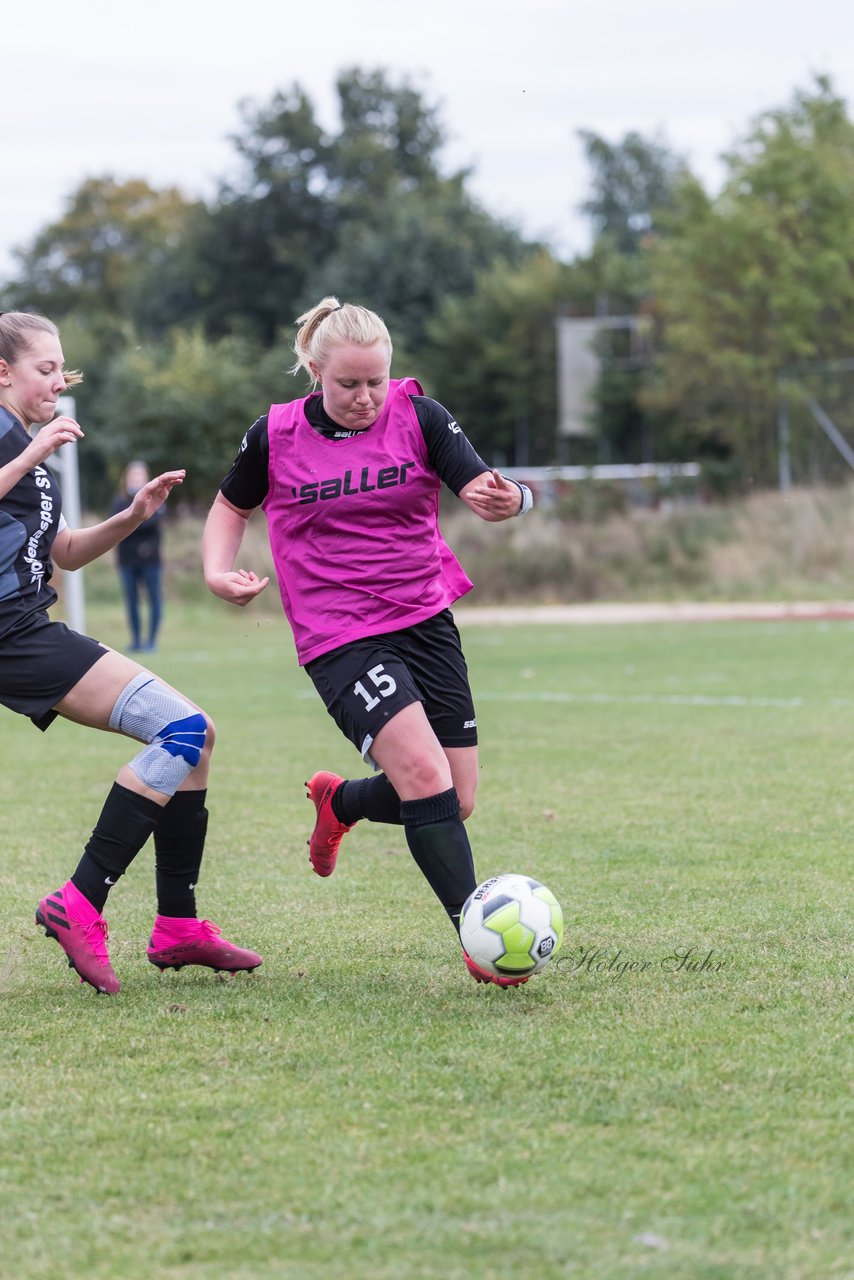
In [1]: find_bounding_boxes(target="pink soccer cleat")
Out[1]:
[305,771,353,877]
[35,881,120,994]
[146,916,262,973]
[463,948,530,988]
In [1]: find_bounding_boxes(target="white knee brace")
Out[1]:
[109,673,208,795]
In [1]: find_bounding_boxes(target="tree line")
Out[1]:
[3,68,853,505]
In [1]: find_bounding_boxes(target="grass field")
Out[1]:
[1,601,851,1279]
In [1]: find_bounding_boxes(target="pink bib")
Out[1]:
[263,378,472,664]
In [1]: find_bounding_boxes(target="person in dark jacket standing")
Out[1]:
[112,460,163,652]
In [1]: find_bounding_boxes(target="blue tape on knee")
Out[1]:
[157,712,207,768]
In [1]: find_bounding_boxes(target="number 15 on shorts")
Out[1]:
[353,664,398,712]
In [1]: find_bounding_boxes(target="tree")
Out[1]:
[578,129,687,256]
[1,65,550,479]
[646,76,854,484]
[306,181,532,355]
[565,131,690,462]
[92,328,295,505]
[184,83,336,342]
[329,67,447,206]
[422,252,570,466]
[190,67,496,340]
[2,177,200,344]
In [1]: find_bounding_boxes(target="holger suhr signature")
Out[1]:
[556,945,729,979]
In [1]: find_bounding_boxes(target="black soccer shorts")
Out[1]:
[0,610,108,730]
[304,609,478,761]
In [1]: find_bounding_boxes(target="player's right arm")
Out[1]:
[204,417,271,607]
[203,492,269,607]
[0,416,83,501]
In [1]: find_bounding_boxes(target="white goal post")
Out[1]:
[46,394,86,634]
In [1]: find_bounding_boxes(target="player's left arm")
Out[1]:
[52,470,185,570]
[414,397,533,524]
[460,469,533,522]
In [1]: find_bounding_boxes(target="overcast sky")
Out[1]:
[4,0,854,279]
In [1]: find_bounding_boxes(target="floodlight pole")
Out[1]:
[53,394,86,635]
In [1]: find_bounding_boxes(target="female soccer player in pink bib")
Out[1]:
[203,297,533,986]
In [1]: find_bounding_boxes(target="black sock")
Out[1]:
[71,782,163,911]
[333,774,403,826]
[153,789,208,918]
[400,788,477,932]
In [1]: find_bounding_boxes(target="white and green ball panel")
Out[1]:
[460,874,564,978]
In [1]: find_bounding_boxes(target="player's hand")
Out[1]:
[25,415,84,465]
[206,569,270,607]
[462,469,522,521]
[129,470,186,520]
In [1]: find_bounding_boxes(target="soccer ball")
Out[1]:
[460,874,564,980]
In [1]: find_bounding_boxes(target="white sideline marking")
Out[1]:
[289,687,853,709]
[475,690,808,709]
[164,646,285,664]
[168,652,844,712]
[454,602,854,626]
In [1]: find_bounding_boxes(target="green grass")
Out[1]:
[1,602,851,1279]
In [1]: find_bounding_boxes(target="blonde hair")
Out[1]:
[0,311,83,388]
[291,296,392,388]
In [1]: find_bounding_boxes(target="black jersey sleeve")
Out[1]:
[218,416,270,510]
[412,397,489,495]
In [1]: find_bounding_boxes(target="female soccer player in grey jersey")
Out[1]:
[0,311,261,994]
